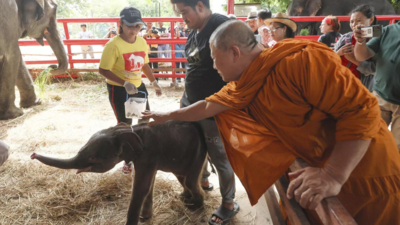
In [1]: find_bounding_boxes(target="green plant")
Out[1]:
[300,28,309,36]
[34,68,53,99]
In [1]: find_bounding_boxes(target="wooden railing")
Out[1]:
[265,158,357,225]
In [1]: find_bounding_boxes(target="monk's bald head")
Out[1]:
[210,20,257,52]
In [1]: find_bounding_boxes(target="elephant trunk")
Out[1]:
[31,153,78,169]
[44,17,68,75]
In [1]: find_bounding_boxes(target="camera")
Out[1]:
[360,25,382,38]
[151,26,159,35]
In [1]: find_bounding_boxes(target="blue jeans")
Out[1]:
[175,44,185,58]
[157,44,170,58]
[198,119,236,204]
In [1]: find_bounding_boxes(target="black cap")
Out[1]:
[120,7,145,26]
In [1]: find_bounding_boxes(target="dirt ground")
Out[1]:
[0,77,272,225]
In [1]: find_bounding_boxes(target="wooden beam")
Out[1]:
[289,159,357,225]
[264,187,286,225]
[275,176,311,225]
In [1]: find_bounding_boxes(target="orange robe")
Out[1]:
[206,39,400,225]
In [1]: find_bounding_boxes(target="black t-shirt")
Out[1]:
[318,32,342,48]
[157,27,167,33]
[183,13,229,105]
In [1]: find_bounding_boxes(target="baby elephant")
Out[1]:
[31,121,207,225]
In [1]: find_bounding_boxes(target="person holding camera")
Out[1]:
[103,30,117,39]
[335,5,377,92]
[354,9,400,152]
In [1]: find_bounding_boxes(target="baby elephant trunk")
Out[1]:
[31,153,78,169]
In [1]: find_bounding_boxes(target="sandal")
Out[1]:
[209,202,240,225]
[122,161,132,174]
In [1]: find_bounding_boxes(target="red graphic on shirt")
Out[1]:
[123,52,146,72]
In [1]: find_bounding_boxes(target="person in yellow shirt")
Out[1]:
[99,7,162,126]
[142,20,400,225]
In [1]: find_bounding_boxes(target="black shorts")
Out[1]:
[107,82,150,125]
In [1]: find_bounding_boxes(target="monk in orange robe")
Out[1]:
[143,20,400,225]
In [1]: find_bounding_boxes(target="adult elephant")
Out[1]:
[287,0,395,35]
[0,0,68,120]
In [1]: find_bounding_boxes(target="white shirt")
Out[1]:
[78,31,93,39]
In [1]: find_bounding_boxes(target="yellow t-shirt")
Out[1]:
[99,35,149,87]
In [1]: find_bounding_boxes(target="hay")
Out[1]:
[0,160,220,225]
[0,79,230,225]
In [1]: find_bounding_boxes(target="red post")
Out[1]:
[171,21,176,83]
[63,22,74,69]
[227,0,234,15]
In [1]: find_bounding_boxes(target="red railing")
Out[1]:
[21,18,188,79]
[20,16,400,78]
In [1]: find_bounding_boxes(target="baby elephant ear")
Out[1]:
[116,131,144,159]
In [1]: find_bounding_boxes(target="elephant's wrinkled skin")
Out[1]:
[0,140,10,167]
[287,0,395,35]
[0,0,68,120]
[31,121,207,225]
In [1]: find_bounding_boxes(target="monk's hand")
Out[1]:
[337,43,353,56]
[287,167,342,210]
[141,111,170,126]
[354,25,366,44]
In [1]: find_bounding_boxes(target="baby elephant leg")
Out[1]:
[140,173,156,220]
[126,164,157,225]
[184,153,206,210]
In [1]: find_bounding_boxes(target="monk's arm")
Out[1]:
[287,139,371,209]
[325,139,371,185]
[142,100,231,126]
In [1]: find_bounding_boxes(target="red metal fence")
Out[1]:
[20,16,400,79]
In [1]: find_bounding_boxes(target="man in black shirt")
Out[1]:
[170,0,238,224]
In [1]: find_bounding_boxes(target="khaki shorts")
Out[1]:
[373,91,400,152]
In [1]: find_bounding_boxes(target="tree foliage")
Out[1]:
[234,0,291,13]
[235,0,399,14]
